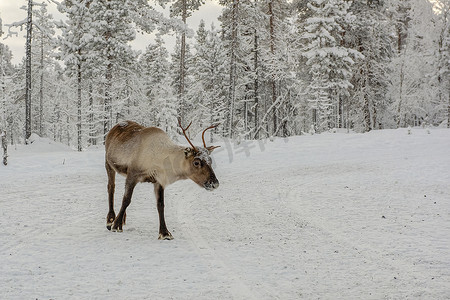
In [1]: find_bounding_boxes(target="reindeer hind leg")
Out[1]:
[106,161,116,230]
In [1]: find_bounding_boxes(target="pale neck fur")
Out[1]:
[151,145,190,188]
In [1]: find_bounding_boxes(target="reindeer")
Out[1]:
[105,119,220,240]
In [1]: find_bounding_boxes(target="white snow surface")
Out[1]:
[1,128,450,299]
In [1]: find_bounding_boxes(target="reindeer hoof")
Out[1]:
[106,213,115,231]
[106,221,123,232]
[158,232,174,240]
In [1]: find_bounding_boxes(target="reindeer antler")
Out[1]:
[202,124,221,151]
[178,118,197,152]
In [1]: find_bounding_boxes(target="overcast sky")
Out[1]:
[0,0,222,65]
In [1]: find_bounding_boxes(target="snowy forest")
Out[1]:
[0,0,449,152]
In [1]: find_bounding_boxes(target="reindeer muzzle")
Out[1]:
[204,179,219,191]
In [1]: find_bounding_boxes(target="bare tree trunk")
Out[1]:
[227,0,239,139]
[179,0,187,120]
[253,26,259,139]
[77,61,82,152]
[25,0,33,143]
[104,62,112,141]
[268,0,277,136]
[244,94,248,137]
[88,83,95,145]
[1,130,6,166]
[103,0,113,142]
[448,78,450,128]
[1,40,7,165]
[66,101,70,146]
[397,60,404,127]
[362,72,371,132]
[39,36,44,137]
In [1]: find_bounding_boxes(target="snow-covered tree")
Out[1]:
[185,21,227,138]
[262,0,294,136]
[31,4,56,138]
[388,0,440,127]
[300,0,362,132]
[87,0,137,139]
[85,0,184,141]
[433,0,450,127]
[57,0,96,151]
[141,35,178,137]
[25,0,33,143]
[347,1,394,132]
[220,0,262,138]
[169,0,204,120]
[0,23,13,165]
[171,34,192,119]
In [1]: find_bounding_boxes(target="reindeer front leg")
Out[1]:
[154,183,173,240]
[111,175,137,232]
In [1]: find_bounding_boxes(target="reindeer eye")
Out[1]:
[193,160,201,168]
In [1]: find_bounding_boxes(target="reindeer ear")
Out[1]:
[184,148,194,158]
[206,146,220,154]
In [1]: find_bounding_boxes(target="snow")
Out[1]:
[1,128,450,299]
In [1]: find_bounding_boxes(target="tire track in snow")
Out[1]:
[173,189,265,300]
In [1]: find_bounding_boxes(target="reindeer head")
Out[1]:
[179,119,220,191]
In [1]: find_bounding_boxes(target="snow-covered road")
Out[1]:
[1,128,449,299]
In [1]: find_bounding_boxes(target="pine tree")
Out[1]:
[220,0,240,138]
[262,0,296,136]
[86,0,181,141]
[140,35,178,137]
[186,21,227,138]
[170,0,205,120]
[220,0,260,138]
[57,0,94,151]
[88,0,136,140]
[31,4,56,138]
[300,0,361,132]
[171,35,192,120]
[238,0,267,139]
[388,0,438,127]
[141,35,171,123]
[348,1,393,132]
[433,0,450,127]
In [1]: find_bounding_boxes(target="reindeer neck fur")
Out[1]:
[135,133,193,188]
